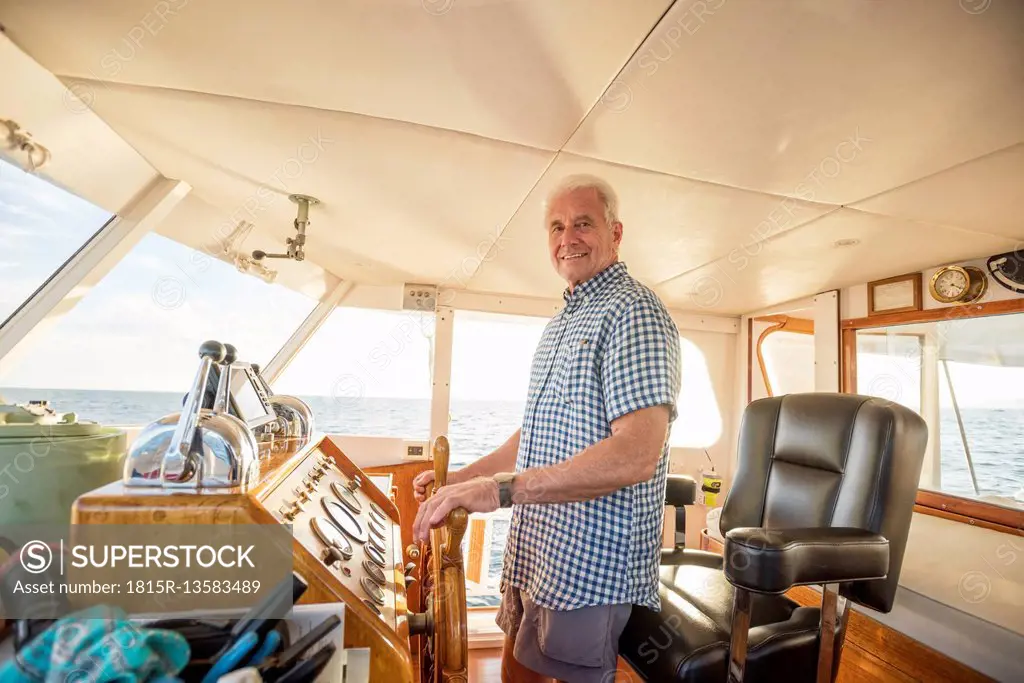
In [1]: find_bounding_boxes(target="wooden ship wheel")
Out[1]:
[407,436,469,683]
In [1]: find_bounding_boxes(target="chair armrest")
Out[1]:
[723,527,889,593]
[660,548,723,567]
[665,474,696,507]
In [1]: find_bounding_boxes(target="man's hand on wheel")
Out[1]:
[413,477,500,543]
[413,470,435,502]
[414,468,469,502]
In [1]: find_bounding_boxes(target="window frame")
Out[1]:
[754,315,814,397]
[841,298,1024,535]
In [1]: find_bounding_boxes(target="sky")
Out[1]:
[1,157,1022,417]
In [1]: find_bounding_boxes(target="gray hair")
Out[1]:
[544,174,620,226]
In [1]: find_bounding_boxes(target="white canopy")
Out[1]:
[1,1,1022,314]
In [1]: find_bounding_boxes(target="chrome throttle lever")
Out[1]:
[161,340,225,486]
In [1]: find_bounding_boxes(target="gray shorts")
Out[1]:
[495,583,632,683]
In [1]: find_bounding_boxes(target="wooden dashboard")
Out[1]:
[71,434,419,683]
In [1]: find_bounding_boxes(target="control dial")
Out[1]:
[331,482,362,513]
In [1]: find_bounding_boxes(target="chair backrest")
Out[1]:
[719,393,928,612]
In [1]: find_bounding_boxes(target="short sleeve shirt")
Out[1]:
[500,261,681,611]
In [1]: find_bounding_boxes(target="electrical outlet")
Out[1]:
[403,441,429,460]
[403,284,437,312]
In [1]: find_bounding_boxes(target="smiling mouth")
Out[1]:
[561,253,588,260]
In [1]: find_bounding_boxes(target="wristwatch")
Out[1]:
[493,472,517,508]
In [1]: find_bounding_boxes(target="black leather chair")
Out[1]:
[620,393,928,683]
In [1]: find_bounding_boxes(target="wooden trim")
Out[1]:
[867,272,922,316]
[915,490,1023,535]
[914,504,1024,537]
[756,322,785,397]
[753,314,790,324]
[746,317,753,404]
[465,517,487,584]
[754,314,815,333]
[843,297,1024,329]
[841,328,857,393]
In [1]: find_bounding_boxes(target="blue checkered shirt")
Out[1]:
[500,261,681,611]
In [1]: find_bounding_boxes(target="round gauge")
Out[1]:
[363,599,382,616]
[930,265,988,304]
[361,577,385,605]
[365,543,387,568]
[368,517,387,540]
[363,560,387,586]
[310,517,353,559]
[367,533,386,555]
[331,482,362,513]
[322,498,368,544]
[369,502,385,519]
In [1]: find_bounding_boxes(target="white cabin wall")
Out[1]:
[813,290,841,392]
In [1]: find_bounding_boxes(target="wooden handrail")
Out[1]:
[755,316,814,396]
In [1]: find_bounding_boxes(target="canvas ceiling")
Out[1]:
[1,0,1022,315]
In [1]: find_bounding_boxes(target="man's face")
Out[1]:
[546,187,622,290]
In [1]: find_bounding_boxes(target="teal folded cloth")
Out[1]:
[0,605,190,683]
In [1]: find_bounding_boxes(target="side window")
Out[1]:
[855,332,923,414]
[855,314,1024,509]
[448,310,549,608]
[761,330,816,396]
[273,307,435,439]
[668,336,724,449]
[0,158,113,325]
[1,232,318,426]
[448,310,548,467]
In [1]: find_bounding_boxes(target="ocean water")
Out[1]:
[2,388,1021,602]
[4,388,1021,502]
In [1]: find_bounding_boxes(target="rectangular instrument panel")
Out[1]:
[261,446,405,631]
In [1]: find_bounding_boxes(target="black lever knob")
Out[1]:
[323,546,345,567]
[222,343,237,364]
[199,340,226,362]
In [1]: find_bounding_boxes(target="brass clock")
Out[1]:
[929,265,988,304]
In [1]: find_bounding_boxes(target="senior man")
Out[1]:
[413,174,681,683]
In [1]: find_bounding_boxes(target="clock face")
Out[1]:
[934,268,968,299]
